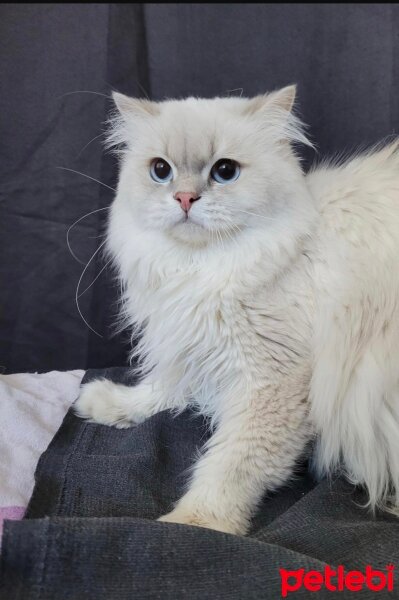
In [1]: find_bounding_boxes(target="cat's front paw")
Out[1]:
[158,505,246,535]
[74,379,139,428]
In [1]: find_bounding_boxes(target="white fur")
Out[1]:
[75,86,399,534]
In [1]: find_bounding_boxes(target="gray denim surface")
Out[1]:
[1,368,398,599]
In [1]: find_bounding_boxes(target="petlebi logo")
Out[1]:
[280,564,395,596]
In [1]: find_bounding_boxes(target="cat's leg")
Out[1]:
[74,377,178,428]
[158,384,310,534]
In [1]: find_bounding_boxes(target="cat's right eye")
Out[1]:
[150,158,173,183]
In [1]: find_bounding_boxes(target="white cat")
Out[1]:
[75,86,399,535]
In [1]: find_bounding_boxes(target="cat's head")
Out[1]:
[108,86,313,247]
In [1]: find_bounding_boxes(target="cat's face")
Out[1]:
[110,86,311,247]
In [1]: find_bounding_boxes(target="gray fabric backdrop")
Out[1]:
[1,4,398,373]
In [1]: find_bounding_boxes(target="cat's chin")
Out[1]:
[167,220,211,247]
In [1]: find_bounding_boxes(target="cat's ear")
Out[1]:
[265,85,296,113]
[112,92,159,119]
[106,92,159,151]
[246,85,297,115]
[245,85,312,148]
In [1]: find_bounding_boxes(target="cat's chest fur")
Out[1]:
[124,246,312,412]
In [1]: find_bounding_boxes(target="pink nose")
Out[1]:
[174,191,201,213]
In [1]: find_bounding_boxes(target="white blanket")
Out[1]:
[0,370,84,539]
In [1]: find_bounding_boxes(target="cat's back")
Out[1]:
[306,141,399,239]
[306,142,399,275]
[305,141,399,335]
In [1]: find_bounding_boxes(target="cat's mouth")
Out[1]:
[177,214,204,229]
[169,214,210,244]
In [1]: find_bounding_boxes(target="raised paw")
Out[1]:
[74,379,139,428]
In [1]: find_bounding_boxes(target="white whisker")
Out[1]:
[57,90,111,100]
[227,87,244,97]
[88,232,108,240]
[56,166,116,192]
[67,206,110,265]
[76,132,105,158]
[224,226,240,252]
[77,258,113,299]
[233,209,277,221]
[75,241,107,338]
[220,214,242,233]
[216,228,225,252]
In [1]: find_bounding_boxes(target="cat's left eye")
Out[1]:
[150,158,173,183]
[210,159,240,184]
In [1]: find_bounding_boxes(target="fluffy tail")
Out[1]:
[309,141,399,514]
[311,346,399,514]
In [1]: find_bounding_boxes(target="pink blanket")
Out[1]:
[0,370,84,543]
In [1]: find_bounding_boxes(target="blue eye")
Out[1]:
[150,158,173,183]
[211,159,240,184]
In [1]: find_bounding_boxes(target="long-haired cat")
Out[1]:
[75,86,399,534]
